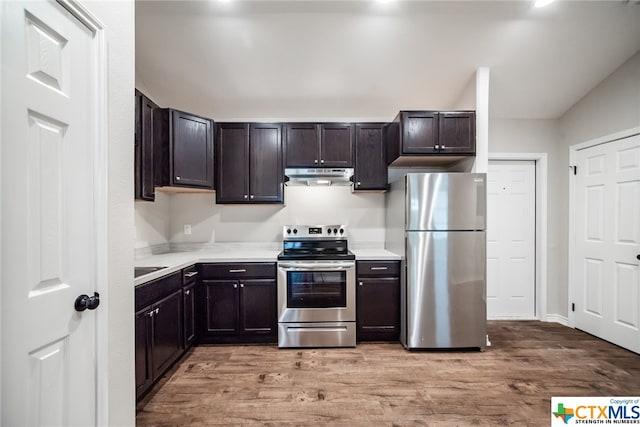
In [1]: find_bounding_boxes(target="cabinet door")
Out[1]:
[249,124,283,203]
[151,289,183,379]
[135,91,157,201]
[240,279,277,335]
[320,123,354,167]
[357,277,400,341]
[135,308,153,398]
[204,280,239,334]
[401,111,438,154]
[171,111,214,188]
[354,124,387,191]
[285,123,319,167]
[183,283,196,349]
[438,111,475,154]
[216,123,249,203]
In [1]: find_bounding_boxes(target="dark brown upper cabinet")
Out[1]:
[216,123,283,204]
[354,123,388,191]
[285,123,354,168]
[134,90,158,201]
[387,111,475,165]
[154,108,214,190]
[438,111,476,153]
[401,111,439,154]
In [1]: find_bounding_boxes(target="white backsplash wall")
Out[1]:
[135,192,171,250]
[133,186,386,248]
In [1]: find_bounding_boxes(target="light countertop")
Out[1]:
[134,245,400,286]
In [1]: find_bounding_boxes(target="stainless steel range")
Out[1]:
[277,225,356,348]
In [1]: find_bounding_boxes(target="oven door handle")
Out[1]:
[278,262,354,270]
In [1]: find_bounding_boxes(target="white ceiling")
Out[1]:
[136,0,640,121]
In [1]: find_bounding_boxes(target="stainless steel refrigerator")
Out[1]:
[385,172,486,350]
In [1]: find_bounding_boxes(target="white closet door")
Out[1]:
[573,134,640,354]
[487,160,536,319]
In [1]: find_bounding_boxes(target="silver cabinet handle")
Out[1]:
[356,181,361,186]
[229,269,246,273]
[176,176,181,180]
[185,271,198,278]
[371,266,388,271]
[155,308,159,314]
[185,290,191,296]
[233,284,238,289]
[434,145,440,150]
[149,311,154,318]
[359,282,363,286]
[244,194,248,199]
[240,283,244,288]
[441,144,446,149]
[320,159,324,164]
[314,159,318,164]
[250,195,254,199]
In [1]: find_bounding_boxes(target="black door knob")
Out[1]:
[75,292,100,312]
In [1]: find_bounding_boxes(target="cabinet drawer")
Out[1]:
[357,261,400,277]
[200,262,276,279]
[183,265,199,284]
[135,271,182,311]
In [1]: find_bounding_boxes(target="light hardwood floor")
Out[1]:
[136,321,640,426]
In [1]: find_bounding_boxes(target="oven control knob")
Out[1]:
[327,228,332,234]
[339,228,344,234]
[293,228,298,234]
[334,228,338,234]
[286,228,292,234]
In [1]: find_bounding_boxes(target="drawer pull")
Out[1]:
[185,290,191,296]
[229,269,246,273]
[185,271,198,278]
[371,266,388,271]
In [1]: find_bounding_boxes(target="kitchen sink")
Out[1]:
[134,266,168,278]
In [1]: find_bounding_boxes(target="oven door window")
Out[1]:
[287,271,347,308]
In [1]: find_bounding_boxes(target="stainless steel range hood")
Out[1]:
[284,168,354,186]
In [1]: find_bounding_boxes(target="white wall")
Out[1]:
[136,187,386,250]
[85,1,135,425]
[135,193,170,250]
[489,119,563,316]
[560,51,640,146]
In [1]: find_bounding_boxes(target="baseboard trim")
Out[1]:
[545,314,569,326]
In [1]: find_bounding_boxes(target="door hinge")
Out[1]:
[572,303,575,312]
[569,165,577,175]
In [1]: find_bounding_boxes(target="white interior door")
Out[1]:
[487,160,536,319]
[1,1,104,424]
[573,134,640,354]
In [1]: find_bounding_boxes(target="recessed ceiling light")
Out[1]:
[533,0,555,7]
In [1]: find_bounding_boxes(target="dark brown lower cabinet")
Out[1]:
[205,279,239,334]
[135,308,153,397]
[135,288,183,400]
[182,282,196,348]
[356,261,400,342]
[200,263,277,344]
[135,271,185,401]
[203,278,276,343]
